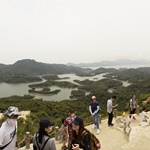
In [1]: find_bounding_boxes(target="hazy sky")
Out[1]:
[0,0,150,64]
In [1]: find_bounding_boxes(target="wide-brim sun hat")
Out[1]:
[4,106,21,117]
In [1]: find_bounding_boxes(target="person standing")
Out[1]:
[0,106,21,150]
[71,116,101,150]
[89,96,100,134]
[107,96,118,126]
[33,118,56,150]
[71,117,91,150]
[63,108,76,149]
[130,95,138,120]
[59,117,67,150]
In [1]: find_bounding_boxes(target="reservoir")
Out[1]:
[0,73,106,101]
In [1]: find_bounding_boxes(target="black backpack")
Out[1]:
[35,134,50,150]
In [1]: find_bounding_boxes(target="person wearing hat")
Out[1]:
[33,118,56,150]
[71,117,101,150]
[0,106,21,150]
[89,96,100,134]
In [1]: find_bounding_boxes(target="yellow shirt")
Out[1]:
[122,112,128,117]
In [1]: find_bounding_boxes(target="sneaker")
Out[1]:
[92,125,97,129]
[108,124,114,127]
[97,129,100,134]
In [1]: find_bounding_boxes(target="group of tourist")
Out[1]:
[0,94,149,150]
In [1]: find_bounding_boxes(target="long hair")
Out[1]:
[38,126,49,144]
[72,124,85,144]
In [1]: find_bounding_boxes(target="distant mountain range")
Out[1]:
[0,59,88,75]
[0,59,92,83]
[0,59,150,83]
[67,59,150,67]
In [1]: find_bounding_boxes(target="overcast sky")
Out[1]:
[0,0,150,65]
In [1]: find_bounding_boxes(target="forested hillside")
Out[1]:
[0,59,89,83]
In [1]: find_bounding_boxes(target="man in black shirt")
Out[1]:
[89,96,100,134]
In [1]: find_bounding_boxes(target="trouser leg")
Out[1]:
[94,113,99,129]
[108,112,113,125]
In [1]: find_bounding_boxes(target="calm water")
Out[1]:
[1,63,145,101]
[0,73,106,101]
[83,64,150,70]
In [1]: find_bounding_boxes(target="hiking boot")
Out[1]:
[97,129,100,134]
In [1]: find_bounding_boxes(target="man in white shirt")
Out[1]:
[107,96,118,126]
[0,106,20,150]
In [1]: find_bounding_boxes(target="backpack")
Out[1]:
[81,129,101,150]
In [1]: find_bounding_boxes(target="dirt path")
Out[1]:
[55,118,128,150]
[56,113,150,150]
[86,119,128,150]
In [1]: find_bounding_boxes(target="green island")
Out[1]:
[28,87,61,95]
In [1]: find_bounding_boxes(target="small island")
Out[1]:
[28,87,61,95]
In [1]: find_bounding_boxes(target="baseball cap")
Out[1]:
[92,96,96,99]
[40,118,55,128]
[4,106,21,117]
[72,117,83,125]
